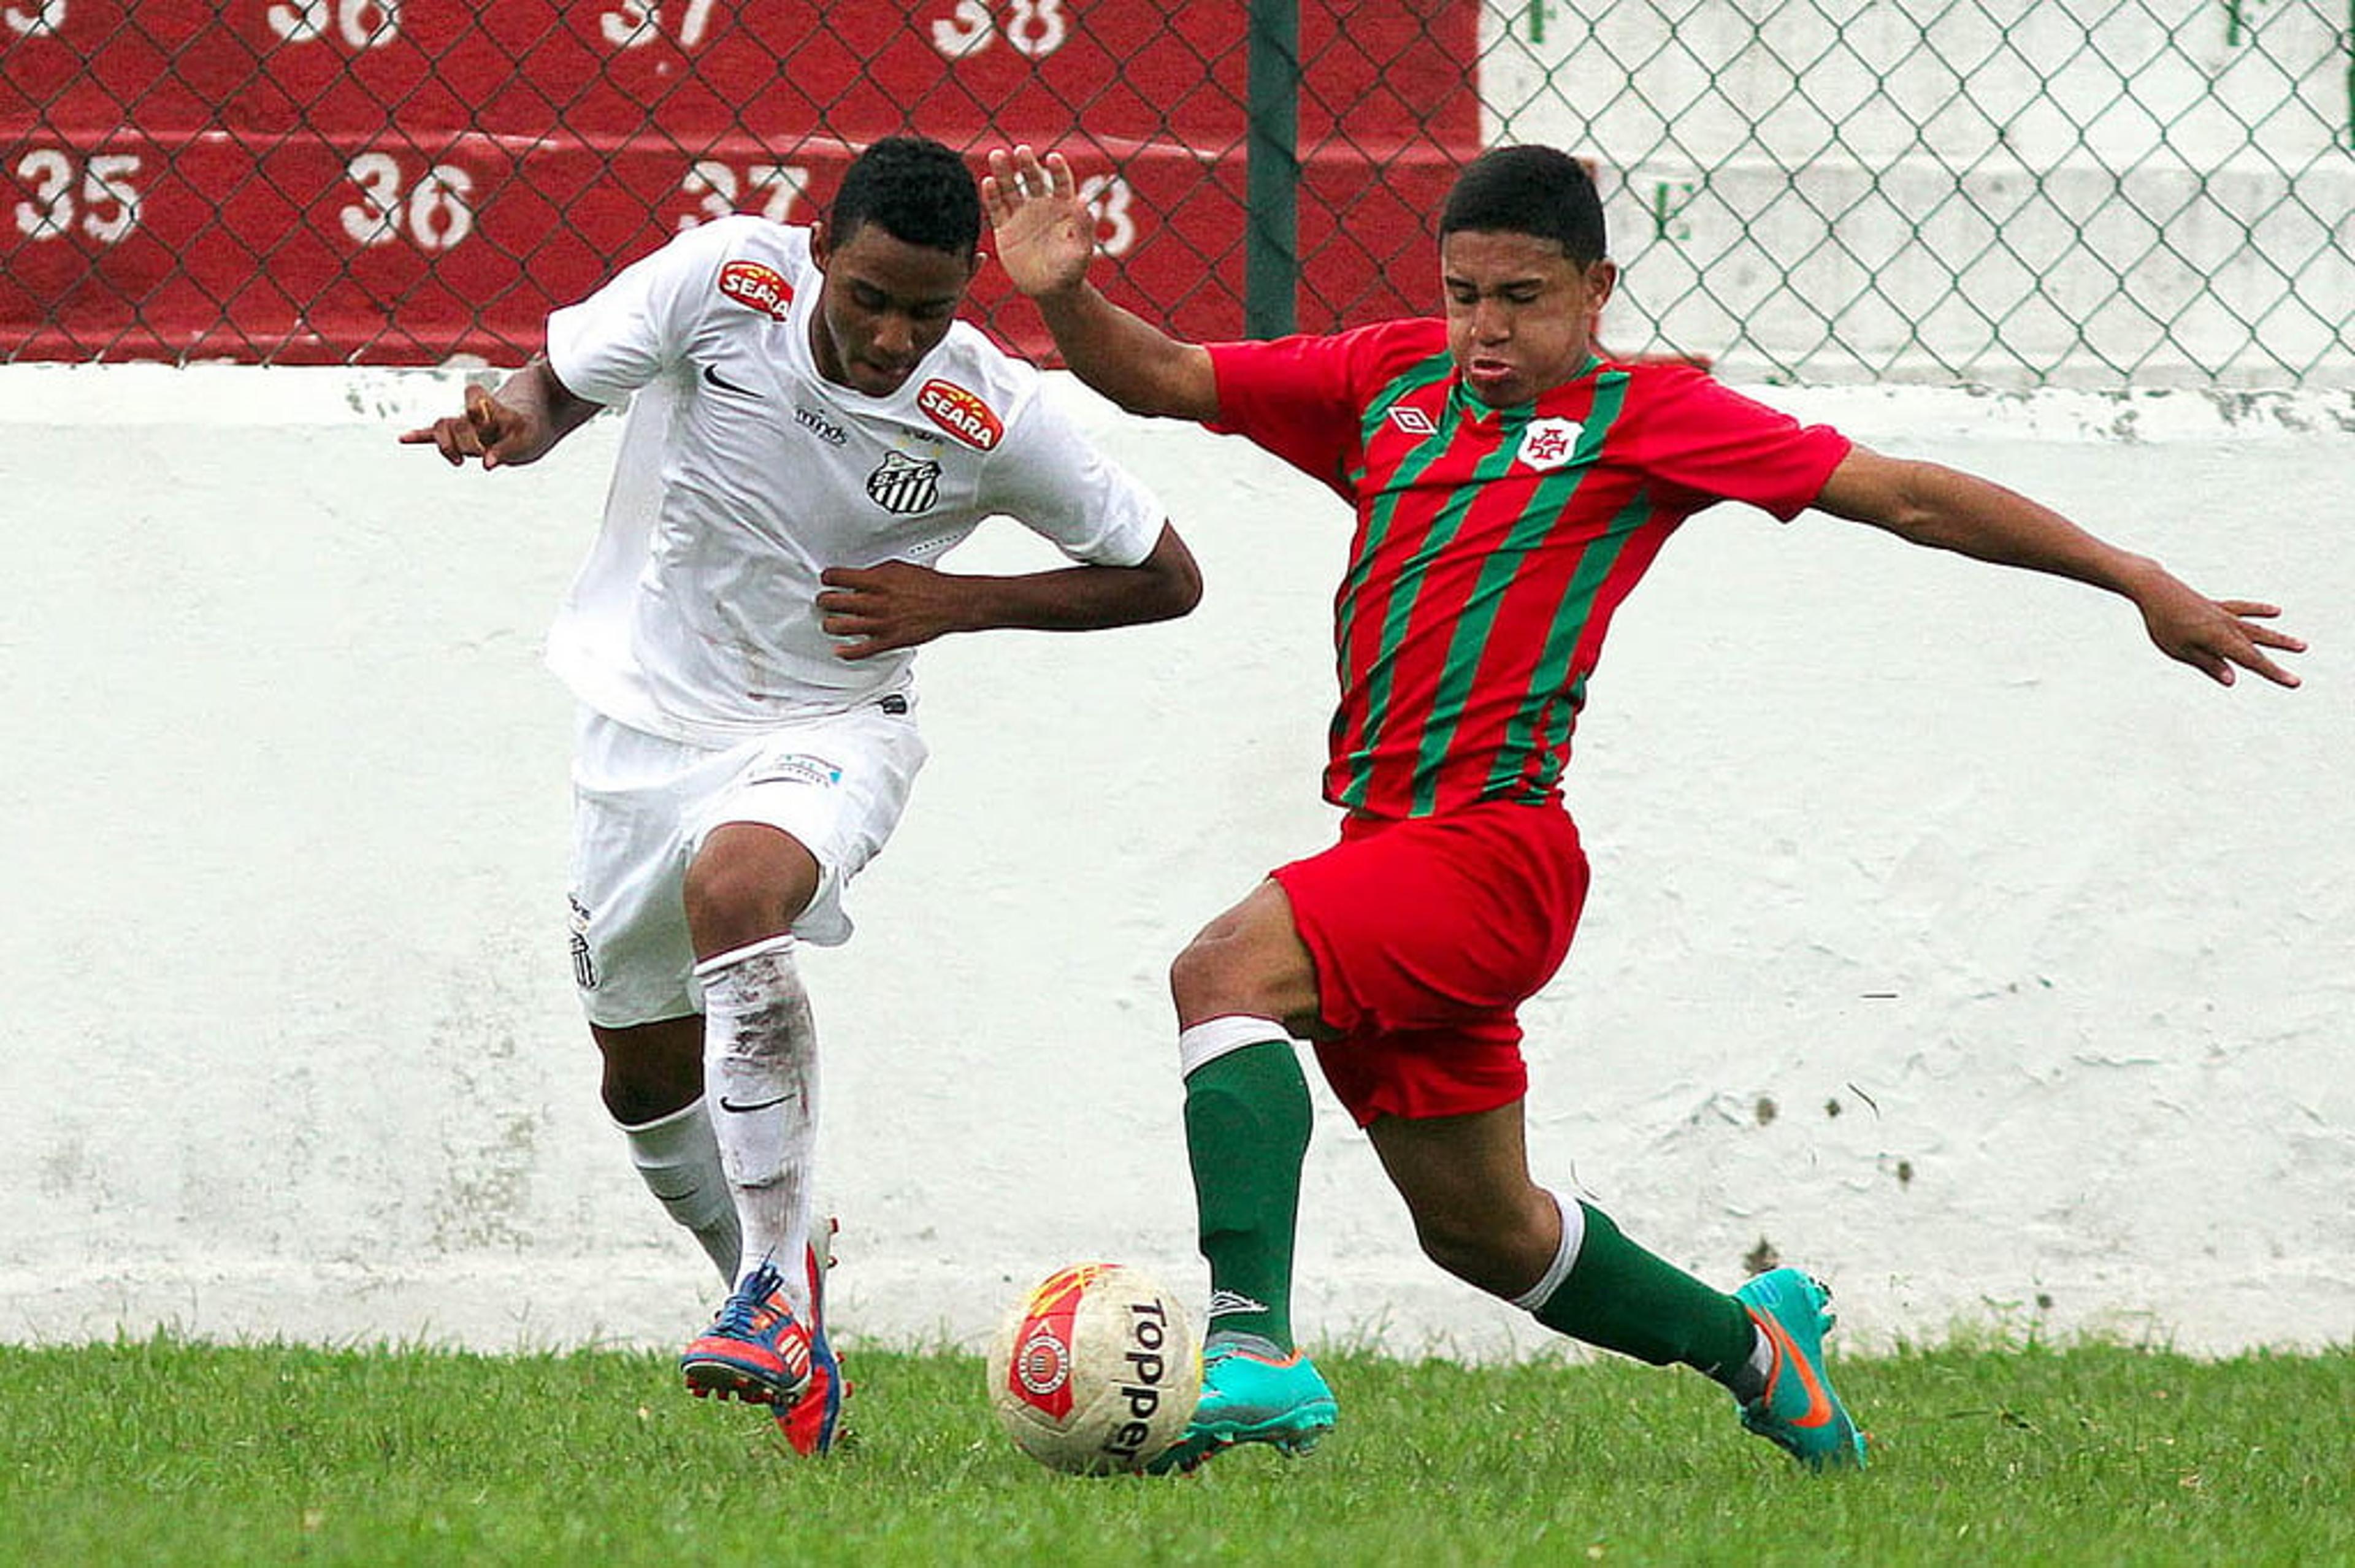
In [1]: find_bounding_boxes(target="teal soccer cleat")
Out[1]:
[1150,1340,1339,1475]
[1732,1268,1868,1470]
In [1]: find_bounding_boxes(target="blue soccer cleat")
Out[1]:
[1732,1268,1868,1470]
[1150,1340,1338,1474]
[775,1218,848,1456]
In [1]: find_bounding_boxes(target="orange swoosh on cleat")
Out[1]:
[1747,1307,1834,1429]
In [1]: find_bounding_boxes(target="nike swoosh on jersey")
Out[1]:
[718,1093,793,1114]
[701,363,763,399]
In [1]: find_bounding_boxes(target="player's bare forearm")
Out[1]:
[1816,446,2305,687]
[1032,285,1219,423]
[818,524,1202,658]
[397,357,600,468]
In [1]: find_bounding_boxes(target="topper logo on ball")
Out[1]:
[1098,1296,1176,1466]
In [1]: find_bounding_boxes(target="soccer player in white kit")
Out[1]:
[402,137,1201,1455]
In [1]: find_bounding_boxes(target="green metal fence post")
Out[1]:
[1246,0,1300,337]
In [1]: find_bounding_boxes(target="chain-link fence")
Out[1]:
[5,1,2349,385]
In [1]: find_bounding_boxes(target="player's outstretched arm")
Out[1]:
[398,358,602,469]
[817,522,1203,659]
[1815,446,2305,688]
[983,145,1219,424]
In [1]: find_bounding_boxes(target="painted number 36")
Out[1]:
[340,153,473,250]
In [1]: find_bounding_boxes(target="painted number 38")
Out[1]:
[266,0,400,47]
[2,1,64,36]
[932,0,1067,58]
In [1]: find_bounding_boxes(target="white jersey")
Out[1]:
[543,216,1164,746]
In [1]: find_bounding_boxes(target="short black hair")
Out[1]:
[830,136,982,256]
[1439,145,1607,266]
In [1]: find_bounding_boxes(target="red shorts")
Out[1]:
[1271,800,1589,1126]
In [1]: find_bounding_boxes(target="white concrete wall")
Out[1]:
[2,365,2349,1360]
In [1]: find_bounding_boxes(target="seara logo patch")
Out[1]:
[717,261,792,321]
[917,378,1003,450]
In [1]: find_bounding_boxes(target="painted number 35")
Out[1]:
[13,150,140,242]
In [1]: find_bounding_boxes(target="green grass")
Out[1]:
[2,1337,2348,1566]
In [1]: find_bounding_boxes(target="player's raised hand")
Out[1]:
[399,380,546,468]
[2134,578,2305,688]
[983,146,1094,299]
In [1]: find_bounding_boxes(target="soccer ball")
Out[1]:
[986,1262,1201,1475]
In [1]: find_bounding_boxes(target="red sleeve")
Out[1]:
[1204,333,1366,502]
[1617,366,1851,521]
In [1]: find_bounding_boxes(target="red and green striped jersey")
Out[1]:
[1208,319,1851,820]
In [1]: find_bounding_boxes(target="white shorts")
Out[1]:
[567,697,928,1028]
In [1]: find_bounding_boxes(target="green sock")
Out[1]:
[1532,1203,1756,1382]
[1182,1037,1312,1352]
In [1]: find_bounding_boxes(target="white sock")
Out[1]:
[1177,1014,1290,1077]
[697,932,819,1318]
[1509,1190,1588,1312]
[619,1097,741,1286]
[1730,1320,1776,1404]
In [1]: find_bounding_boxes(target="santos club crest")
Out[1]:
[865,450,942,514]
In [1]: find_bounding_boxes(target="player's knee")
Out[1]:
[1412,1214,1499,1287]
[1410,1203,1548,1299]
[1166,938,1208,1009]
[683,848,811,955]
[1168,934,1250,1022]
[595,1023,703,1125]
[600,1070,684,1126]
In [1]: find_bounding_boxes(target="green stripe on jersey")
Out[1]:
[1328,365,1468,809]
[1339,397,1533,811]
[1336,352,1458,611]
[1485,491,1647,802]
[1479,374,1644,802]
[1408,390,1623,815]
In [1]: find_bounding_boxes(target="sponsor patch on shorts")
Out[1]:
[749,753,843,789]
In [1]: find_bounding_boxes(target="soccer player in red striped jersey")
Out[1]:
[986,142,2303,1472]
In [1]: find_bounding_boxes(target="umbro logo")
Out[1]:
[1387,405,1437,435]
